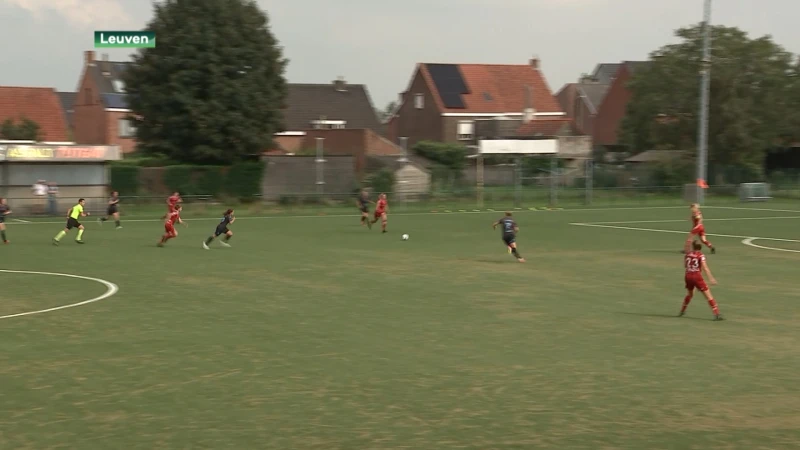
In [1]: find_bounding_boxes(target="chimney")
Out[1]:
[529,56,540,69]
[522,85,535,123]
[101,53,110,75]
[333,76,346,92]
[84,50,96,66]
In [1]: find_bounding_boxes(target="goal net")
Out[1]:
[738,182,771,202]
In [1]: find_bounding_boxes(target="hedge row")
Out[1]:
[110,162,264,201]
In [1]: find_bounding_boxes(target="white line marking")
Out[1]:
[741,238,800,253]
[12,218,31,223]
[710,206,800,213]
[0,270,119,320]
[5,205,690,225]
[569,222,800,243]
[591,215,800,225]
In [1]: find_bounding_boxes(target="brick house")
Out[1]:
[387,58,564,147]
[72,51,136,153]
[592,61,650,151]
[0,86,71,142]
[282,79,382,134]
[555,63,621,139]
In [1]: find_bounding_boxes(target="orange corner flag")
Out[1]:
[696,179,709,188]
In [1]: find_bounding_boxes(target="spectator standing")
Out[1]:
[47,182,59,215]
[32,180,47,214]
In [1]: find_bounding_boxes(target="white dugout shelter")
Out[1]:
[476,138,560,206]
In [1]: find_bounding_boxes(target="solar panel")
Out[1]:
[440,92,464,108]
[102,93,129,109]
[426,64,468,108]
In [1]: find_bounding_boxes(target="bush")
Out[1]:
[225,161,265,201]
[194,166,225,197]
[368,168,395,194]
[163,165,195,195]
[110,164,141,194]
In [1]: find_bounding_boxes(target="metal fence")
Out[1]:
[3,182,796,218]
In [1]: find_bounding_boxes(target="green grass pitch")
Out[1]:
[1,204,799,449]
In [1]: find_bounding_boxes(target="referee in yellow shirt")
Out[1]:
[53,198,90,245]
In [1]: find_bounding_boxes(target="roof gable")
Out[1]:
[591,63,622,84]
[421,62,562,114]
[283,83,381,132]
[576,83,610,113]
[88,59,132,109]
[0,87,71,141]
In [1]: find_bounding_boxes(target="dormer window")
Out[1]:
[112,79,125,93]
[311,120,346,129]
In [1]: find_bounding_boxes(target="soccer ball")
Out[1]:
[402,234,409,240]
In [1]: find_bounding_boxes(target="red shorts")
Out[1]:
[685,274,708,292]
[374,211,385,220]
[691,224,705,235]
[165,223,176,236]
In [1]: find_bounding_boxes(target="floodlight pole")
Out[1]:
[696,0,712,204]
[315,137,325,197]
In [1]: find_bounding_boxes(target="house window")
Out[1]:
[112,79,125,93]
[414,93,424,109]
[457,121,474,140]
[118,118,136,138]
[310,120,346,129]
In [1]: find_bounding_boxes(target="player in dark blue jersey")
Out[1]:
[203,209,235,249]
[98,191,122,229]
[356,189,372,228]
[0,198,12,244]
[492,212,525,262]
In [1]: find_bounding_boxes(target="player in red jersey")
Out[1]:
[371,193,388,233]
[167,192,182,213]
[685,203,715,253]
[157,204,186,247]
[680,240,723,320]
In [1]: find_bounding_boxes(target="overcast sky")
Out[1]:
[1,0,798,110]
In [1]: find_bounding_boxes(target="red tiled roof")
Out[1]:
[0,86,70,141]
[421,63,562,114]
[517,118,573,136]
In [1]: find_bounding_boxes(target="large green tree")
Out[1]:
[124,0,288,164]
[621,24,798,179]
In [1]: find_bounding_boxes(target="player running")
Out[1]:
[53,198,89,245]
[492,212,525,263]
[98,191,122,229]
[686,203,715,254]
[167,191,182,213]
[158,204,185,247]
[0,198,11,244]
[680,240,722,320]
[357,189,372,228]
[203,209,235,249]
[371,193,388,233]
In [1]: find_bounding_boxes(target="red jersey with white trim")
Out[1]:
[684,251,705,275]
[166,210,180,225]
[376,199,387,213]
[168,195,181,209]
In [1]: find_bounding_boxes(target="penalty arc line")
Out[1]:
[569,222,800,243]
[741,238,800,253]
[0,270,119,320]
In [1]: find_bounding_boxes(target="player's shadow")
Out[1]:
[474,258,512,264]
[640,249,686,254]
[618,312,710,321]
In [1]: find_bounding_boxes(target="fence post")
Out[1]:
[586,158,593,205]
[477,154,484,208]
[550,156,557,206]
[514,157,522,208]
[315,137,325,198]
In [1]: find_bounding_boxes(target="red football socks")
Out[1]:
[681,294,692,313]
[707,298,719,315]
